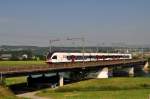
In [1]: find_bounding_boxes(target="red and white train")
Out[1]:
[46,52,132,63]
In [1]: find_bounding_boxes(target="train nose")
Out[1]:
[46,59,52,64]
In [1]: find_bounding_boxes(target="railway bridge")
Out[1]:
[0,59,148,86]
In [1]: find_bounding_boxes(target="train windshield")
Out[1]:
[52,56,57,59]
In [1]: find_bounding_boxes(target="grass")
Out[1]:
[0,61,46,66]
[5,76,27,86]
[45,77,150,92]
[37,77,150,99]
[38,89,150,99]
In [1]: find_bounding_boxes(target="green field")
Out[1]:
[37,77,150,99]
[5,77,27,86]
[38,89,150,99]
[0,61,46,66]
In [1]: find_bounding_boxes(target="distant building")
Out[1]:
[22,54,28,59]
[144,52,150,57]
[17,54,28,60]
[0,54,12,60]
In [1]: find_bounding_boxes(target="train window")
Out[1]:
[52,56,57,59]
[90,56,96,59]
[67,56,71,60]
[123,55,129,58]
[76,56,87,60]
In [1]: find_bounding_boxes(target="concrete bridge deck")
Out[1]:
[0,59,147,77]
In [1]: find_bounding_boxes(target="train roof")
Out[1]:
[50,51,131,55]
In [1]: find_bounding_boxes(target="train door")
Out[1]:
[96,55,99,61]
[71,55,75,62]
[102,55,105,60]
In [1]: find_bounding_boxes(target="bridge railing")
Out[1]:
[0,59,146,74]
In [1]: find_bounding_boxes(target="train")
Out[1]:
[46,52,132,63]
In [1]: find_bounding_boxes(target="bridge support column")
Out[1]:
[143,61,149,71]
[59,73,64,87]
[27,75,33,87]
[97,67,109,78]
[128,67,134,77]
[0,73,5,85]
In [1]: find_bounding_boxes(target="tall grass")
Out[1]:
[0,85,19,99]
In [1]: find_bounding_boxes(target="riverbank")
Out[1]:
[37,77,150,99]
[0,85,20,99]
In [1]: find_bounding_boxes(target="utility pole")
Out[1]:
[49,39,60,53]
[66,37,85,63]
[96,43,100,53]
[142,47,144,59]
[66,37,85,52]
[82,37,85,64]
[102,42,105,53]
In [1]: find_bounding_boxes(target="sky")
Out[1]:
[0,0,150,47]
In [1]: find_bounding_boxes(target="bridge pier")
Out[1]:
[0,73,5,85]
[143,61,149,71]
[59,73,64,87]
[112,66,135,77]
[97,67,109,78]
[128,67,134,77]
[27,74,33,87]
